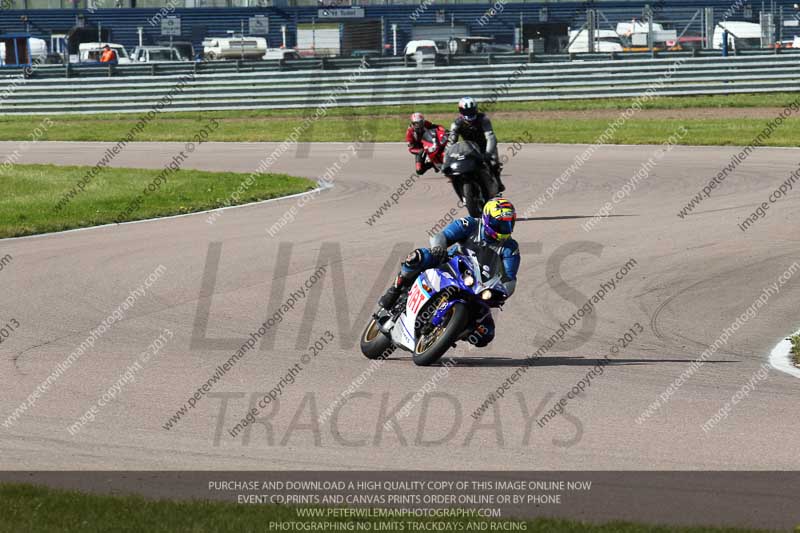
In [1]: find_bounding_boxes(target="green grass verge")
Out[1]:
[790,334,800,367]
[0,164,315,239]
[1,93,799,146]
[4,115,800,147]
[0,483,775,533]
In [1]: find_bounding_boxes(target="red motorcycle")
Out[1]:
[419,125,448,172]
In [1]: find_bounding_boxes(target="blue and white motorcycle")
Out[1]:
[361,247,508,366]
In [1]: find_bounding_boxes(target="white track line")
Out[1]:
[768,330,800,379]
[1,184,329,243]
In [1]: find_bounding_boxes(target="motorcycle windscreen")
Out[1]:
[446,158,477,175]
[421,129,438,145]
[443,141,481,175]
[459,241,506,282]
[444,141,481,161]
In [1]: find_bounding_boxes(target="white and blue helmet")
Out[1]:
[458,97,478,121]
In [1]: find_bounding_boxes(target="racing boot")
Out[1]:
[416,161,433,176]
[376,274,413,333]
[377,249,430,313]
[378,285,403,311]
[378,273,413,312]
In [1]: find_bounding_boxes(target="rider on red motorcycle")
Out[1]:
[406,112,447,175]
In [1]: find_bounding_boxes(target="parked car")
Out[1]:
[404,39,439,58]
[263,48,301,61]
[157,40,195,61]
[447,36,513,55]
[78,42,131,64]
[131,46,186,63]
[672,35,705,50]
[350,49,382,59]
[404,39,439,65]
[203,36,267,60]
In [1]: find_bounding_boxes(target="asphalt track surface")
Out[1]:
[1,140,799,527]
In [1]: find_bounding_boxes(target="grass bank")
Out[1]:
[0,483,774,533]
[1,93,799,146]
[0,164,314,239]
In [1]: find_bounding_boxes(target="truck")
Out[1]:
[567,29,623,53]
[615,20,680,51]
[712,21,763,50]
[0,36,48,65]
[78,42,131,64]
[202,36,267,60]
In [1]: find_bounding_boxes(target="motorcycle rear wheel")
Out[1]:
[412,302,469,366]
[360,316,395,359]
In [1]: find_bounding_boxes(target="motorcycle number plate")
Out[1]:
[407,283,426,315]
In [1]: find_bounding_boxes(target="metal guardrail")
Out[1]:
[2,53,800,114]
[1,47,799,79]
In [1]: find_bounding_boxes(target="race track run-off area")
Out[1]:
[1,140,798,478]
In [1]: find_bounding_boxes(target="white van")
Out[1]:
[78,42,131,64]
[567,29,624,53]
[616,21,665,36]
[202,37,267,60]
[712,21,762,50]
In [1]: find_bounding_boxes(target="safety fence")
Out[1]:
[1,52,799,114]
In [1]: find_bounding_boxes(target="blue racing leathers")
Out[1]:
[395,216,520,347]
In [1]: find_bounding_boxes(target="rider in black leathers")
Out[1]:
[448,96,506,193]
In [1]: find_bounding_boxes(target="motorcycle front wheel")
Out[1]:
[412,302,469,366]
[360,316,395,360]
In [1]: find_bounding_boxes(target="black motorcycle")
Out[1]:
[442,141,500,217]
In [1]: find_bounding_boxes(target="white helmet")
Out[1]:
[458,97,478,121]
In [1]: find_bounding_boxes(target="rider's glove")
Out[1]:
[430,246,449,264]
